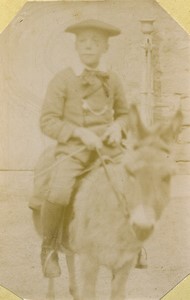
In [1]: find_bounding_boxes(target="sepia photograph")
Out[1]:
[0,0,190,299]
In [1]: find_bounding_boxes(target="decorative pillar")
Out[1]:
[140,19,155,127]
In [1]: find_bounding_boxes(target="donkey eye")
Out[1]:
[162,175,170,182]
[126,169,135,178]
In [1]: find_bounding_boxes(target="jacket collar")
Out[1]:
[72,60,108,76]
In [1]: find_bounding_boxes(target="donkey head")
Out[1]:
[124,105,182,241]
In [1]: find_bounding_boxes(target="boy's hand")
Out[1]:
[73,127,103,150]
[102,122,122,146]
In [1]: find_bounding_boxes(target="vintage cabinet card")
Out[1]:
[0,0,190,299]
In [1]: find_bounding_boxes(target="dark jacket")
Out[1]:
[40,67,128,160]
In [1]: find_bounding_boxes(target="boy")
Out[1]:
[39,19,129,278]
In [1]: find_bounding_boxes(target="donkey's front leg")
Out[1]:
[66,254,80,300]
[111,259,134,300]
[80,254,99,300]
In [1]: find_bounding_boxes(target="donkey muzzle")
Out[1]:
[132,222,154,241]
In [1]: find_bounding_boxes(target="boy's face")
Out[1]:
[75,29,108,68]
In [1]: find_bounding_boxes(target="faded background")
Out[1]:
[0,0,190,299]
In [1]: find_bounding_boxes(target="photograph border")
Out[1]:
[0,1,189,299]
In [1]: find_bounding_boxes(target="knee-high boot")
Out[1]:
[41,200,64,278]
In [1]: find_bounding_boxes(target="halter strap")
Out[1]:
[134,135,171,153]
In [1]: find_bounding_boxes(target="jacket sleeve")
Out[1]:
[40,72,76,144]
[112,73,129,135]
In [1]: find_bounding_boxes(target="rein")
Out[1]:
[34,146,86,179]
[96,149,130,218]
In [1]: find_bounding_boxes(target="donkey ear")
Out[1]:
[128,104,149,139]
[159,110,183,143]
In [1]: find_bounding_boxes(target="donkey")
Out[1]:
[53,105,182,300]
[31,105,182,300]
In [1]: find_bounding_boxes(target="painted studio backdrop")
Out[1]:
[0,0,190,299]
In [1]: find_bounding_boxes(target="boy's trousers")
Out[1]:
[47,144,123,206]
[30,145,123,210]
[47,154,90,206]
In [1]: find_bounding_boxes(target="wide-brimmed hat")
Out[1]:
[65,19,121,37]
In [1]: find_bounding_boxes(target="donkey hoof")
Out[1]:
[69,287,80,300]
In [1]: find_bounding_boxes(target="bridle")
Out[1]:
[96,148,130,219]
